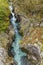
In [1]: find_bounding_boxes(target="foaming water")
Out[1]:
[9,2,26,65]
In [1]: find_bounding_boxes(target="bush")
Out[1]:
[0,0,10,32]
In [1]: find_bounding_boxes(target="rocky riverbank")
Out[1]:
[11,0,43,64]
[0,0,43,65]
[0,25,15,65]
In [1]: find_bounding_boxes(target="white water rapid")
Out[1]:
[9,2,26,65]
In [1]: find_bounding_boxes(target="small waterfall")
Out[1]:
[9,2,26,65]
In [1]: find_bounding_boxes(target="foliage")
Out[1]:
[0,0,10,32]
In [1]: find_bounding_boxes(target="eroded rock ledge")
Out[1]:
[0,25,15,65]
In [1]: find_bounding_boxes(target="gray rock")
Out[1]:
[21,56,30,65]
[26,45,40,59]
[0,47,7,65]
[21,44,41,65]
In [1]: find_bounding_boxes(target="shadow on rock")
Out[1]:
[21,56,30,65]
[7,43,15,57]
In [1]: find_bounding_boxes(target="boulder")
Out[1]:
[21,44,41,65]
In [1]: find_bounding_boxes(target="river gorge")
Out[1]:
[0,0,43,65]
[9,2,27,65]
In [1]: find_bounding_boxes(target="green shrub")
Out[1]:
[0,0,10,32]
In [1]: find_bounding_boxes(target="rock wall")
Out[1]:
[11,0,43,65]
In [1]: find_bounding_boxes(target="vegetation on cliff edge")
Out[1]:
[0,0,10,32]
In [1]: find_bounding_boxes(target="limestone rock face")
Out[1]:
[0,47,7,65]
[21,44,41,65]
[0,43,13,65]
[0,25,15,65]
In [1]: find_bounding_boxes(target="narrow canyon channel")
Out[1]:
[9,2,26,65]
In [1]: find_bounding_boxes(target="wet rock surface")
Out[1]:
[21,56,30,65]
